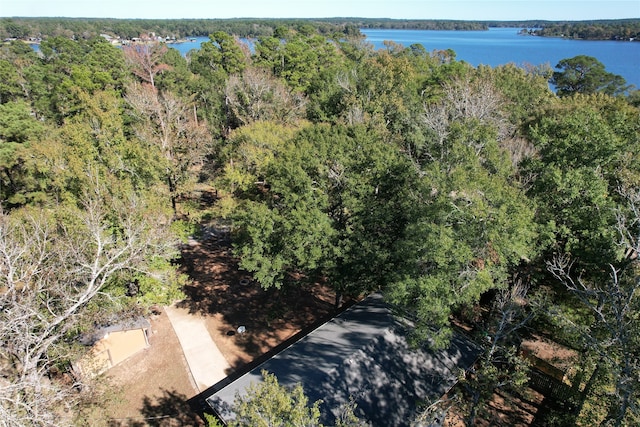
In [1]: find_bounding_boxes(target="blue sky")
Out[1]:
[1,0,638,21]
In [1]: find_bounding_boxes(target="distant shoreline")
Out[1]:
[2,17,638,42]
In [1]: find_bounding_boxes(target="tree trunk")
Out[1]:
[168,175,177,216]
[579,361,601,414]
[334,291,343,310]
[465,389,480,427]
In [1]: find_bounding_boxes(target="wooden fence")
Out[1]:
[528,368,582,411]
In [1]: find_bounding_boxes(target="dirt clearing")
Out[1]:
[101,225,335,425]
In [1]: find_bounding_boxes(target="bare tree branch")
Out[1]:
[126,82,212,215]
[0,189,176,426]
[545,184,640,426]
[123,43,170,88]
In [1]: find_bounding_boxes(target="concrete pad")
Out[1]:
[165,304,230,392]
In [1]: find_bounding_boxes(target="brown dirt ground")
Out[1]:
[102,309,203,427]
[101,225,336,426]
[176,229,336,372]
[521,334,578,376]
[100,222,573,427]
[443,386,546,427]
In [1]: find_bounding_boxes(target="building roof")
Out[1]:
[78,317,151,346]
[206,294,481,427]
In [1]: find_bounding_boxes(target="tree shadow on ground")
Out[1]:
[484,387,545,426]
[530,396,580,427]
[176,223,336,368]
[113,388,204,427]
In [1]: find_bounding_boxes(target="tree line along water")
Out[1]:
[169,28,639,89]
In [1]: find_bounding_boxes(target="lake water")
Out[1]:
[168,37,210,55]
[360,28,640,89]
[172,28,639,89]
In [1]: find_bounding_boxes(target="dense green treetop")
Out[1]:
[0,25,639,424]
[389,119,537,345]
[522,94,640,270]
[231,123,418,306]
[190,31,248,79]
[550,55,629,96]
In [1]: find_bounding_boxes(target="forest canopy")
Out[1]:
[0,19,638,426]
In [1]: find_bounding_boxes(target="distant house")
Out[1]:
[204,294,480,427]
[76,318,151,376]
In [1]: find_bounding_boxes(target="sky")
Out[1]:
[1,0,639,21]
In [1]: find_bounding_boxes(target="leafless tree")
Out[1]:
[411,397,454,427]
[126,83,212,215]
[0,189,176,426]
[546,185,640,426]
[224,67,307,129]
[442,76,505,125]
[457,279,532,427]
[487,280,532,359]
[123,43,171,88]
[422,75,512,160]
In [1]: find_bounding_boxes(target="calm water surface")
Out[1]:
[169,37,210,55]
[167,28,640,89]
[361,28,640,89]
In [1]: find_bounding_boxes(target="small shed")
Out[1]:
[77,318,151,376]
[205,294,481,427]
